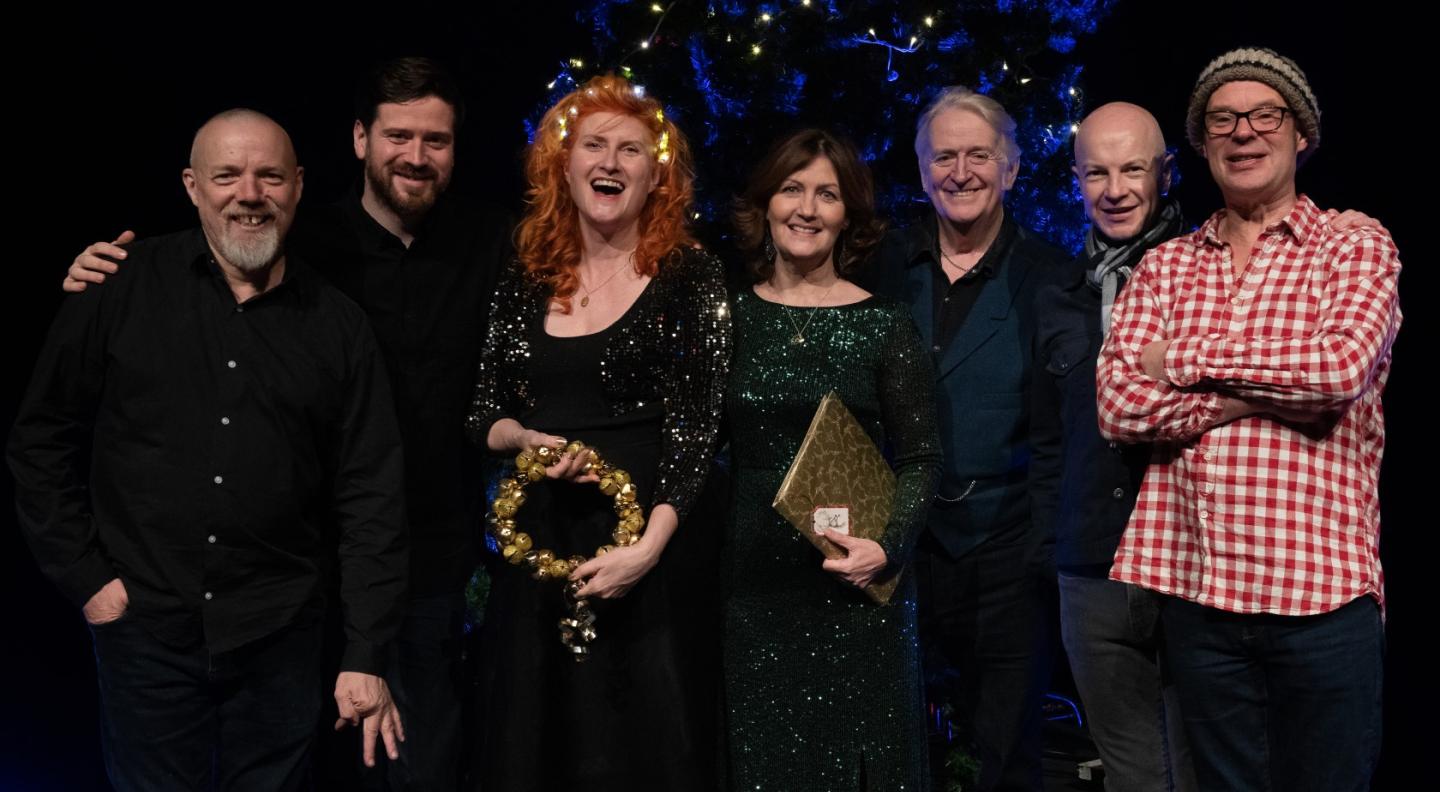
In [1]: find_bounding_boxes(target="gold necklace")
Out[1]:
[771,279,839,345]
[578,257,632,308]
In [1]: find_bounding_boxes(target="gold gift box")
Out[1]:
[772,391,902,604]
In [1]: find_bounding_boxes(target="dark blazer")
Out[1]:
[867,213,1069,559]
[1030,259,1151,573]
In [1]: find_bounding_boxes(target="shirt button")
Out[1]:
[204,592,214,601]
[1204,483,1215,494]
[1111,487,1124,499]
[227,360,237,369]
[220,417,230,426]
[943,297,950,303]
[1200,510,1210,520]
[235,306,245,313]
[931,345,941,353]
[213,475,224,485]
[207,535,217,544]
[1108,441,1118,450]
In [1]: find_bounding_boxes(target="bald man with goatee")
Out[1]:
[9,109,408,791]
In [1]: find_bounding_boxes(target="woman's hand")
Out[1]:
[569,543,660,599]
[569,504,677,599]
[490,420,598,482]
[820,531,890,589]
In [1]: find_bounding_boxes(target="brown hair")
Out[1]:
[733,129,885,282]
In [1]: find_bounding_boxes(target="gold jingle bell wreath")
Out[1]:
[487,441,644,660]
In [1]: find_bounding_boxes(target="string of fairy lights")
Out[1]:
[519,0,1117,253]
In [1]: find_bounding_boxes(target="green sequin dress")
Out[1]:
[723,290,941,791]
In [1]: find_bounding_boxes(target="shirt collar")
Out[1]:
[186,226,310,301]
[905,210,1016,276]
[1199,193,1321,248]
[343,185,447,247]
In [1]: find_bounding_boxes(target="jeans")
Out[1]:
[918,523,1050,792]
[91,615,324,792]
[1059,574,1195,792]
[1161,595,1383,792]
[359,594,466,791]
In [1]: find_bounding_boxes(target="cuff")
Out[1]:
[59,551,119,610]
[1163,335,1212,387]
[340,641,388,676]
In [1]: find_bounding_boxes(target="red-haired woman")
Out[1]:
[465,75,729,790]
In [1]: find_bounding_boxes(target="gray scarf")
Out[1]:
[1084,199,1185,336]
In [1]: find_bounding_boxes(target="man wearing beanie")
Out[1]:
[1096,48,1399,790]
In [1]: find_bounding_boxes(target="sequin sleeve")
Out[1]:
[874,304,941,565]
[650,248,732,520]
[464,258,534,449]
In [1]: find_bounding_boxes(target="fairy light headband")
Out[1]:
[555,88,672,165]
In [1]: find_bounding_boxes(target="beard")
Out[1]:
[365,155,449,223]
[211,216,282,273]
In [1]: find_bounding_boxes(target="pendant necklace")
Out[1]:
[777,278,840,346]
[940,248,977,279]
[578,256,633,308]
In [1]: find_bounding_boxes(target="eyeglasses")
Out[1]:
[931,149,1005,169]
[1203,106,1292,136]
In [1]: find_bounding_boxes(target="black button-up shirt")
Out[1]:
[8,228,407,672]
[294,194,509,596]
[929,219,1013,351]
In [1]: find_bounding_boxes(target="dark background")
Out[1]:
[5,3,1427,789]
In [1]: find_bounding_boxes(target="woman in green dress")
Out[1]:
[723,129,942,790]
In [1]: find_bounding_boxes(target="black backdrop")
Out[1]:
[4,4,1428,788]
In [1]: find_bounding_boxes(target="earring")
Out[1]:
[832,234,846,269]
[763,227,777,263]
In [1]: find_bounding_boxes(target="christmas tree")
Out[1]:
[528,0,1117,253]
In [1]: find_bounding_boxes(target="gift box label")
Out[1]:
[812,505,850,535]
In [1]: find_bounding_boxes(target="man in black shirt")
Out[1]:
[64,58,509,791]
[866,87,1068,791]
[11,109,408,791]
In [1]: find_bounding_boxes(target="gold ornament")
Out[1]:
[485,442,645,660]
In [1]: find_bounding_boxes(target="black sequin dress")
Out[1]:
[723,290,941,791]
[466,249,730,791]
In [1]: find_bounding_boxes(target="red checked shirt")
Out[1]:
[1096,196,1401,615]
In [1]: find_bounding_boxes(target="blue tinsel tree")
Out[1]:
[529,0,1117,253]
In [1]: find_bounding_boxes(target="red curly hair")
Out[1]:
[515,75,696,312]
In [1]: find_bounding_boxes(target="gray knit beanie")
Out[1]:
[1186,47,1320,160]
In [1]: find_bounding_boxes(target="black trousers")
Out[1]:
[358,593,466,792]
[91,615,324,792]
[917,522,1050,792]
